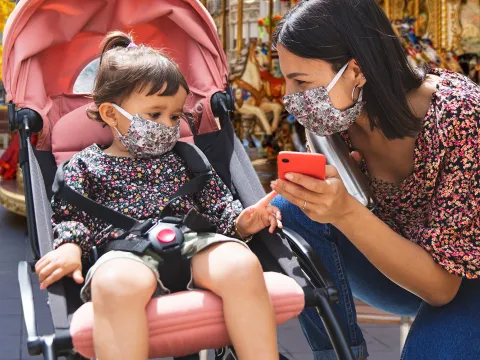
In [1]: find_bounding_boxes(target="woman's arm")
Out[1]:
[333,198,461,306]
[272,167,463,307]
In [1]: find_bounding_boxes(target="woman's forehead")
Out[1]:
[277,45,332,77]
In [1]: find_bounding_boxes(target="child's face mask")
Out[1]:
[112,104,180,159]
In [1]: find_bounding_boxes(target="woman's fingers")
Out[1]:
[271,184,307,210]
[40,267,65,290]
[281,172,328,194]
[272,178,323,205]
[350,151,362,164]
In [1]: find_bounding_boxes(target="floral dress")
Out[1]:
[341,68,480,279]
[52,144,243,261]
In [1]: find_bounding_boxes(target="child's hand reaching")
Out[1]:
[35,243,84,290]
[235,191,283,239]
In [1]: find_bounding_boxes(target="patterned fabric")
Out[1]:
[52,144,243,260]
[112,104,181,159]
[341,69,480,279]
[283,65,365,136]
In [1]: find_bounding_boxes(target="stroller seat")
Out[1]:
[71,272,304,359]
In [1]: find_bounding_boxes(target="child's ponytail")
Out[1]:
[99,31,134,63]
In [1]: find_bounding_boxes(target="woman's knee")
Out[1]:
[91,258,157,306]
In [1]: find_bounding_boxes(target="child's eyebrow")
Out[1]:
[148,105,184,113]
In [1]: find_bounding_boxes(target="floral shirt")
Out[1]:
[52,144,243,260]
[341,69,480,279]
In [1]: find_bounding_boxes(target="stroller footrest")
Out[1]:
[70,272,304,359]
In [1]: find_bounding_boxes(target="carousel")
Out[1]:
[1,0,480,216]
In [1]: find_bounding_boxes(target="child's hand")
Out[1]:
[236,191,283,238]
[35,243,84,290]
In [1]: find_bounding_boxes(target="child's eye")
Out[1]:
[148,112,161,119]
[171,115,183,121]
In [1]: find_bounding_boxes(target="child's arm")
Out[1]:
[51,159,103,260]
[193,169,242,237]
[36,158,104,289]
[193,170,282,240]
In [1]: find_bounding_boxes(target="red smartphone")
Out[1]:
[277,151,327,180]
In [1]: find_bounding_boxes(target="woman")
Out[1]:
[270,0,479,359]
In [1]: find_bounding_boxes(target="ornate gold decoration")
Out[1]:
[392,0,406,20]
[221,0,227,50]
[237,0,244,56]
[267,0,273,68]
[426,0,441,47]
[0,179,26,217]
[445,0,462,53]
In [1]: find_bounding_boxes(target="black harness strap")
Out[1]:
[102,239,152,256]
[52,161,139,230]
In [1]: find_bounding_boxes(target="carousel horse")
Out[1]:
[229,41,284,133]
[254,42,286,104]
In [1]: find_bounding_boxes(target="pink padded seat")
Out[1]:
[70,272,304,359]
[51,103,194,165]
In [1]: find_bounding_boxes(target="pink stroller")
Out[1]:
[3,1,354,359]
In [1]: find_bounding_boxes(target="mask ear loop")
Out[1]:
[111,103,133,137]
[326,63,349,93]
[111,103,134,121]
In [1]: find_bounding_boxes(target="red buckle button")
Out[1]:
[156,228,176,243]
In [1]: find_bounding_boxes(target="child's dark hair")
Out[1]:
[87,31,190,122]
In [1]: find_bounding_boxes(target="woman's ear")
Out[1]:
[350,59,367,87]
[99,103,117,128]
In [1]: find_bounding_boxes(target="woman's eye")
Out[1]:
[295,79,306,85]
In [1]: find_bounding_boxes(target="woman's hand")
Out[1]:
[271,165,358,225]
[35,243,84,290]
[236,191,283,237]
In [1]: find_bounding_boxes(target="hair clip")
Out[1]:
[126,42,137,49]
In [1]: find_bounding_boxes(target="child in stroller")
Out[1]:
[35,31,282,360]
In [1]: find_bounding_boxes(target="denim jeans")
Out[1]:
[272,196,480,360]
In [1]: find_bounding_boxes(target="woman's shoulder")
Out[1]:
[428,68,480,110]
[427,68,479,145]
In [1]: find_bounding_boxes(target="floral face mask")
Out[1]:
[283,63,365,136]
[112,104,180,159]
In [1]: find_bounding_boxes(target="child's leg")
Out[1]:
[192,242,278,360]
[90,258,157,360]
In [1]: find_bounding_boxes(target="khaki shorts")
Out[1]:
[80,232,248,303]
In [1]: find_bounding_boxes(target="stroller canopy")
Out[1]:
[3,0,228,150]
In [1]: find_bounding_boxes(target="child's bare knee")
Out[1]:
[214,247,264,291]
[91,259,156,305]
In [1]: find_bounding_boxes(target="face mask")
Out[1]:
[283,63,365,136]
[111,104,180,159]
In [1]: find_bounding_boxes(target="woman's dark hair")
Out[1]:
[273,0,426,139]
[87,31,189,122]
